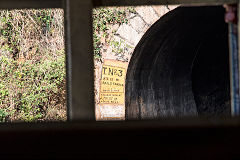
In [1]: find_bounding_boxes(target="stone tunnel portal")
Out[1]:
[125,6,231,119]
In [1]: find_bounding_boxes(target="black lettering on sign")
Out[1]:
[118,70,123,77]
[102,67,107,75]
[109,68,114,76]
[102,66,125,77]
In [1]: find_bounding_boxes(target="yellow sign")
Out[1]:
[100,65,126,104]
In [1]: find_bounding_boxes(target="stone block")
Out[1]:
[116,23,142,46]
[129,16,148,33]
[135,6,159,25]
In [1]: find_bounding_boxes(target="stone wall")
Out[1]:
[94,5,178,120]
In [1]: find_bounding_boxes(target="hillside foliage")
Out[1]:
[0,9,66,122]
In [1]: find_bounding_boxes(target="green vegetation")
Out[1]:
[110,39,133,55]
[0,9,66,122]
[93,7,134,59]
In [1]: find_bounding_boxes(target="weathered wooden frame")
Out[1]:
[0,0,238,120]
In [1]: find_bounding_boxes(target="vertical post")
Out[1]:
[65,0,95,121]
[237,1,240,115]
[229,3,240,116]
[229,22,240,115]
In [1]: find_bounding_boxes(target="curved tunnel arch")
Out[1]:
[125,6,230,120]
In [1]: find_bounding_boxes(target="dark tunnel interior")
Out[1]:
[125,6,231,119]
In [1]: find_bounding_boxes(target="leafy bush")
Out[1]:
[0,108,8,122]
[0,9,66,122]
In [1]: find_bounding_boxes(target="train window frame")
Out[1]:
[0,0,239,121]
[0,1,240,158]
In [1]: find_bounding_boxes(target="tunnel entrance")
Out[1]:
[125,6,231,119]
